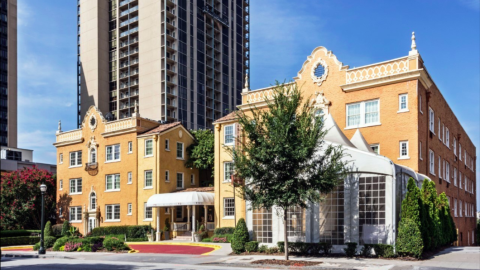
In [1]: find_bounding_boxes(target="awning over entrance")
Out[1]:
[146,191,214,207]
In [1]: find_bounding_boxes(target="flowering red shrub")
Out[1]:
[0,166,56,230]
[212,237,227,243]
[64,242,82,252]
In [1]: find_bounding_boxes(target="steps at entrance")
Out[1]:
[174,232,192,241]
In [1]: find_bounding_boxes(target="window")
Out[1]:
[445,162,450,182]
[127,203,132,215]
[128,141,133,153]
[59,207,63,217]
[190,174,195,185]
[69,206,82,221]
[346,99,379,128]
[459,200,463,217]
[438,118,441,139]
[252,208,272,243]
[419,142,422,160]
[165,170,169,182]
[176,172,184,189]
[175,207,182,220]
[429,108,435,132]
[459,172,463,189]
[90,148,97,163]
[144,203,152,220]
[224,162,234,182]
[59,153,63,164]
[398,94,408,112]
[454,199,457,217]
[464,150,467,165]
[70,178,82,194]
[442,124,445,143]
[145,139,153,157]
[287,206,305,240]
[224,124,235,145]
[438,156,442,179]
[459,144,462,160]
[446,128,450,147]
[106,174,120,191]
[106,144,120,162]
[176,142,184,159]
[69,151,82,167]
[224,198,235,217]
[90,192,96,210]
[370,144,379,154]
[127,172,132,184]
[399,141,409,159]
[454,137,457,156]
[319,183,345,245]
[419,95,423,113]
[359,176,387,244]
[454,167,457,186]
[106,204,120,221]
[144,170,153,188]
[60,180,63,190]
[165,139,170,150]
[429,150,435,174]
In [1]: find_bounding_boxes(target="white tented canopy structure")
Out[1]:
[146,189,215,241]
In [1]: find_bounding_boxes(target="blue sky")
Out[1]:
[17,1,479,204]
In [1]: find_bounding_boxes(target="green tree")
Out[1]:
[44,221,53,237]
[437,192,456,245]
[61,220,70,236]
[231,218,249,254]
[228,82,349,260]
[185,129,215,186]
[0,166,56,230]
[396,218,424,258]
[401,178,422,228]
[421,180,440,250]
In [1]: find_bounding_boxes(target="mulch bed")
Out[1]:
[252,259,321,267]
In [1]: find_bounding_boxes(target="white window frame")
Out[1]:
[144,202,153,221]
[105,144,121,162]
[59,153,63,164]
[459,172,463,189]
[176,172,184,189]
[127,203,132,215]
[399,141,409,159]
[128,141,133,154]
[176,142,184,159]
[429,108,435,133]
[224,162,234,182]
[438,156,442,179]
[59,207,63,217]
[370,144,380,154]
[445,162,450,183]
[459,200,463,217]
[165,170,170,182]
[223,198,235,218]
[454,167,457,186]
[419,95,423,114]
[224,124,236,145]
[105,174,120,191]
[59,180,63,190]
[454,199,457,217]
[419,142,422,160]
[69,151,82,168]
[144,139,153,157]
[165,139,170,151]
[464,150,467,165]
[438,118,441,139]
[442,124,445,144]
[144,170,153,189]
[446,128,450,148]
[127,172,132,184]
[345,99,380,129]
[398,93,408,113]
[459,144,462,160]
[69,206,82,222]
[429,150,435,175]
[453,137,457,156]
[105,204,121,222]
[70,178,82,195]
[190,174,195,185]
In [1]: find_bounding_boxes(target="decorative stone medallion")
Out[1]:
[89,114,97,132]
[179,130,183,138]
[311,58,329,86]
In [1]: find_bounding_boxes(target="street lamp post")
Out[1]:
[38,183,47,255]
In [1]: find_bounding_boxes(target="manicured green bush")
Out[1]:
[360,244,374,257]
[372,244,395,258]
[231,218,249,254]
[103,236,129,251]
[213,227,235,235]
[277,241,285,253]
[319,242,333,255]
[266,246,279,254]
[0,230,41,238]
[32,236,57,251]
[91,225,150,239]
[396,218,424,258]
[421,180,440,250]
[0,236,40,246]
[258,245,268,253]
[52,236,70,251]
[201,237,212,242]
[52,224,63,236]
[344,242,357,257]
[245,241,258,252]
[61,220,70,236]
[44,221,53,237]
[126,237,148,242]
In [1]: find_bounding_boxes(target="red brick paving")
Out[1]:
[128,244,214,255]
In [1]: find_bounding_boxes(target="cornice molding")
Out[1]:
[53,138,85,147]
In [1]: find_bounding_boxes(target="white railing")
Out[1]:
[346,57,410,84]
[244,88,275,103]
[104,118,136,133]
[56,129,83,143]
[173,223,189,231]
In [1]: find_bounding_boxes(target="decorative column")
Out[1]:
[156,208,161,242]
[187,206,191,231]
[204,205,208,231]
[171,207,174,238]
[192,206,196,242]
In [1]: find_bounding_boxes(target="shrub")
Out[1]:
[319,242,333,255]
[126,237,148,242]
[92,242,103,252]
[52,224,63,236]
[103,236,129,251]
[277,241,285,253]
[0,230,41,238]
[52,237,69,251]
[266,247,279,254]
[201,237,212,242]
[61,220,70,236]
[163,218,170,232]
[64,242,82,252]
[360,244,374,257]
[44,221,53,237]
[396,218,423,258]
[310,243,322,255]
[421,180,439,250]
[0,236,40,246]
[373,244,395,258]
[214,227,235,235]
[212,234,233,243]
[91,225,150,239]
[33,236,57,250]
[344,242,357,257]
[258,245,268,253]
[245,241,258,252]
[231,218,249,254]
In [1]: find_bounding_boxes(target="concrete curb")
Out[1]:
[1,253,73,259]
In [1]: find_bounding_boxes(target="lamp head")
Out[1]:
[40,183,47,193]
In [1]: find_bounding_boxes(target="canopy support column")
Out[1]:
[192,206,196,241]
[156,207,161,242]
[187,206,191,231]
[204,205,207,230]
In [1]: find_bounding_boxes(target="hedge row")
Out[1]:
[0,236,40,247]
[277,241,333,255]
[90,225,151,238]
[213,227,235,235]
[0,230,41,238]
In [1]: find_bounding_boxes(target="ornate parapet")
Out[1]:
[104,118,136,133]
[345,57,410,84]
[56,129,83,143]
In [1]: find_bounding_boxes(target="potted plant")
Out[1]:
[194,224,206,242]
[163,218,170,240]
[146,223,154,242]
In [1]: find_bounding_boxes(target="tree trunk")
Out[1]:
[284,208,289,260]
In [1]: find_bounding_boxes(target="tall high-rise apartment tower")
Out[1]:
[77,0,250,129]
[0,0,17,147]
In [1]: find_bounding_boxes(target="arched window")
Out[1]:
[90,148,96,163]
[90,192,96,211]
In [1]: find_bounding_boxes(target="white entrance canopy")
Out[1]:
[146,191,214,207]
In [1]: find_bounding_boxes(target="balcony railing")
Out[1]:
[173,223,189,231]
[119,0,134,7]
[120,16,138,27]
[120,5,138,17]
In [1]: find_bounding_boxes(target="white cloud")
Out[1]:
[459,0,480,11]
[17,0,31,27]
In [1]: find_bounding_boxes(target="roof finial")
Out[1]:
[132,103,139,117]
[409,31,418,56]
[242,73,250,93]
[56,120,62,134]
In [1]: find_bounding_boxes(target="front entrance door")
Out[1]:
[88,217,96,233]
